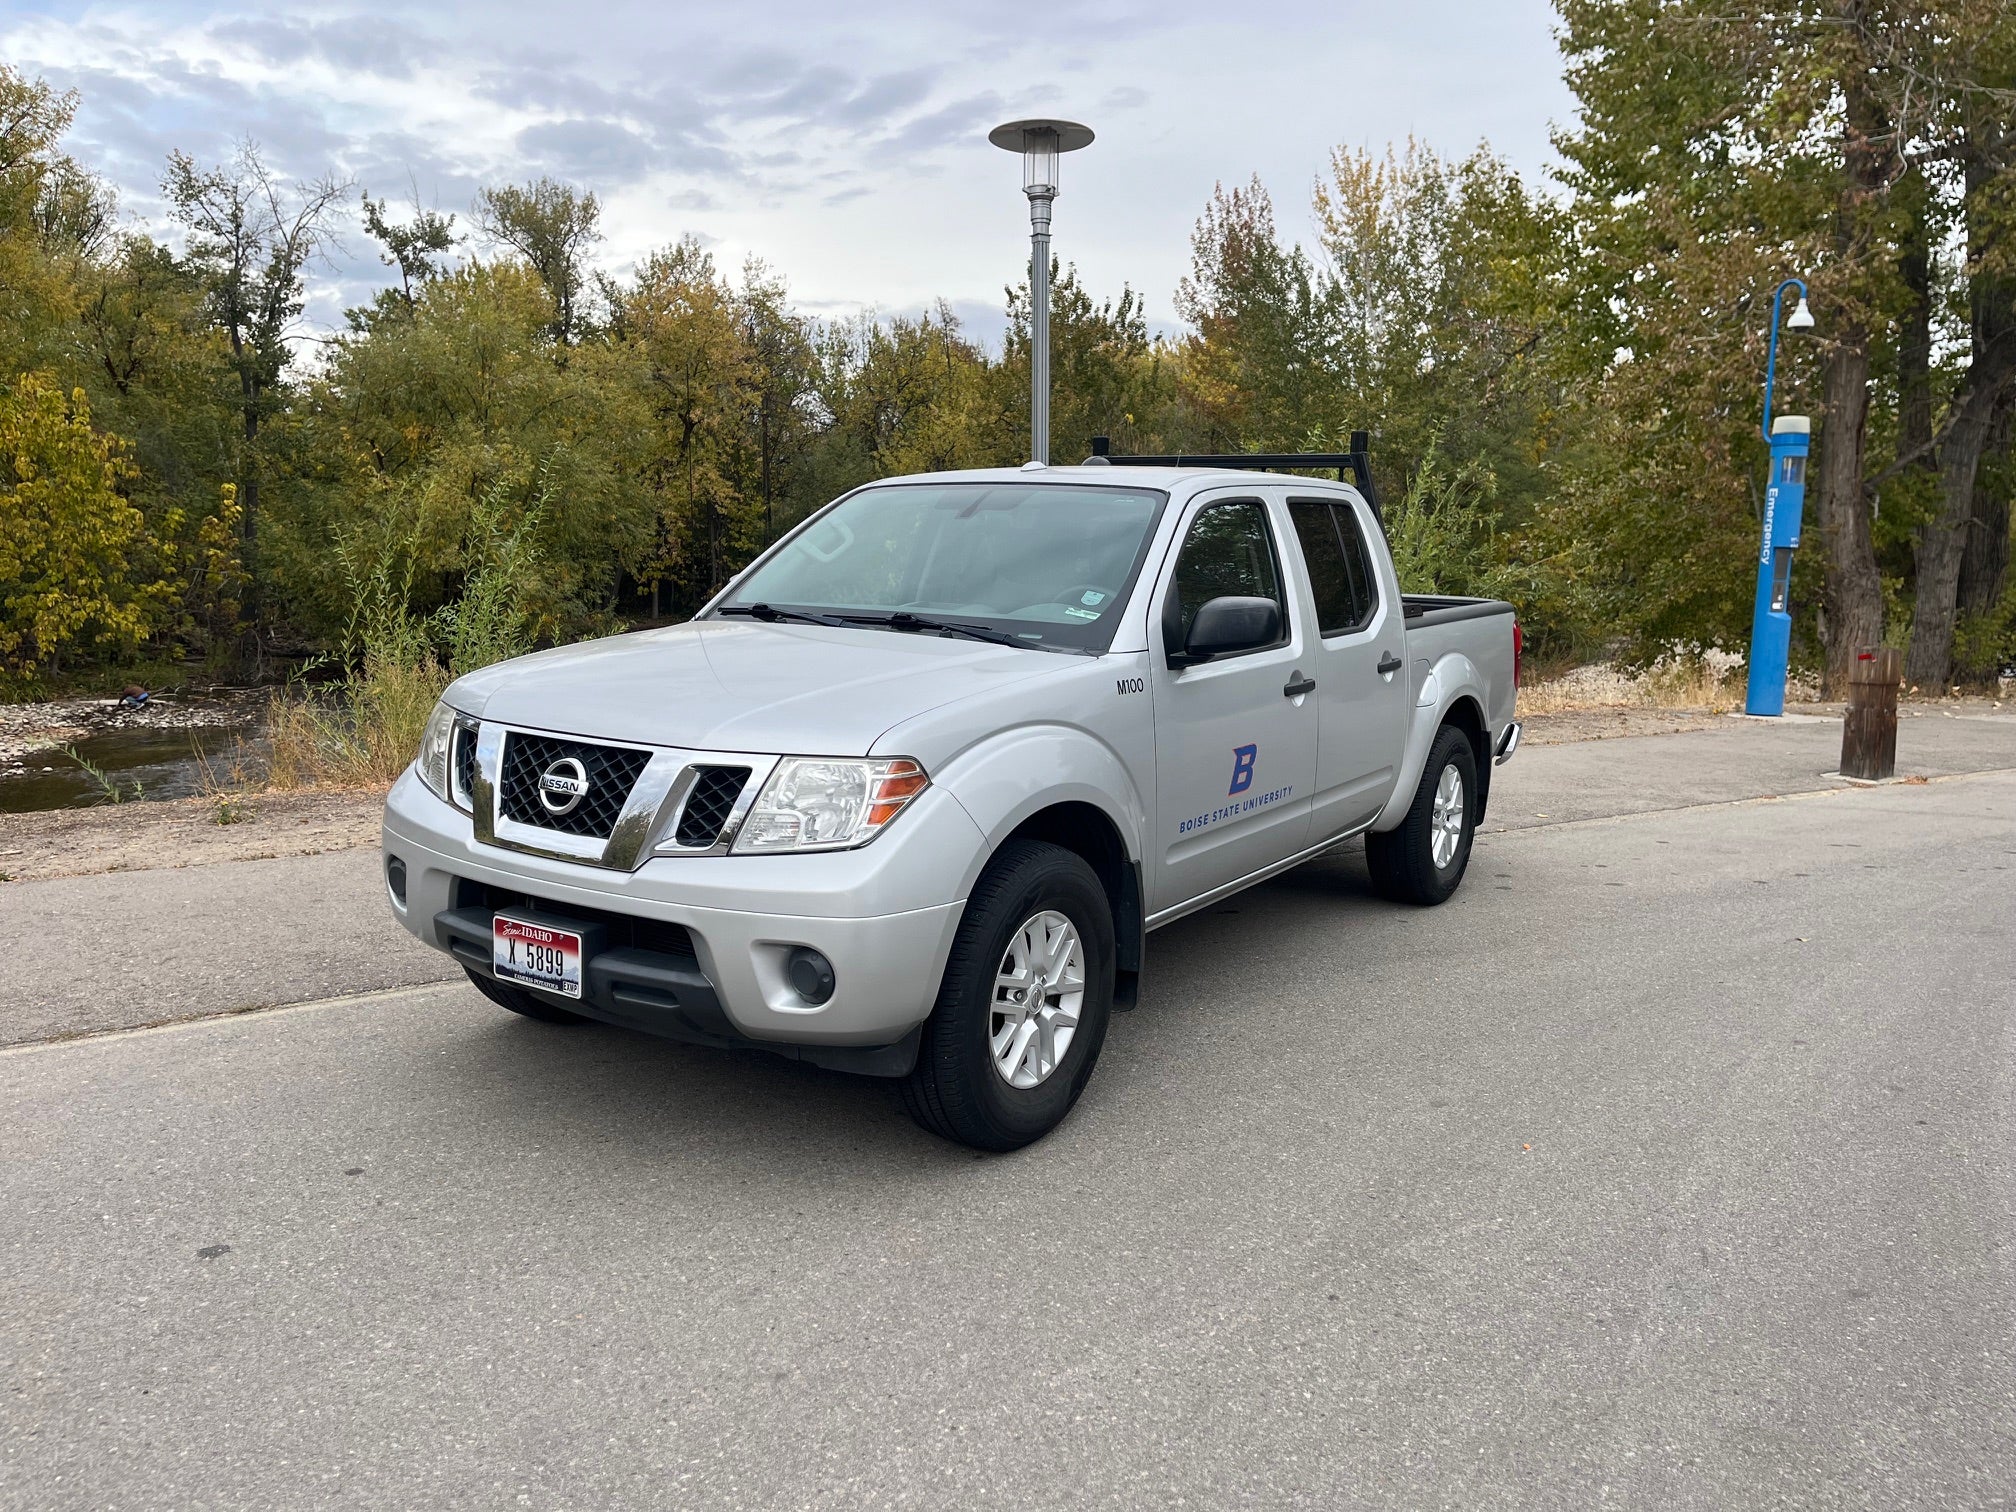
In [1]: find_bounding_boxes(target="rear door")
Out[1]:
[1148,493,1319,915]
[1284,494,1409,841]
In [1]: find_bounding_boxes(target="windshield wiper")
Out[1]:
[845,611,1043,651]
[716,602,855,628]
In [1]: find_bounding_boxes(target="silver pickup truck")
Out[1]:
[382,455,1521,1149]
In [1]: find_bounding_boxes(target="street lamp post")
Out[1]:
[1745,278,1816,717]
[989,118,1094,465]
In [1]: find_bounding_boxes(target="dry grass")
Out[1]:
[262,656,450,790]
[1520,652,1816,714]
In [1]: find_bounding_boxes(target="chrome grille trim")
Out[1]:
[466,720,776,869]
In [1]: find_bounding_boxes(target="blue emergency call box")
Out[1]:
[1744,415,1812,716]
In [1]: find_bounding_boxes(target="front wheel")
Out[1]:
[901,840,1115,1152]
[1365,725,1478,905]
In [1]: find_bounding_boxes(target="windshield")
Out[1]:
[715,481,1166,653]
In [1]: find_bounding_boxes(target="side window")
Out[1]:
[1289,501,1358,635]
[1165,500,1284,649]
[1335,502,1380,628]
[1289,499,1380,633]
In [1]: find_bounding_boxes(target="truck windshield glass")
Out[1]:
[717,482,1166,652]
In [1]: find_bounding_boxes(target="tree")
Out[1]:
[0,67,86,380]
[1000,261,1168,462]
[161,141,350,616]
[276,259,651,645]
[1173,176,1332,449]
[0,376,157,686]
[617,238,757,610]
[360,191,457,316]
[473,177,601,345]
[1900,0,2016,684]
[1555,0,2016,688]
[814,303,994,484]
[731,258,819,543]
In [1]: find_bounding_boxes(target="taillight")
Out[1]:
[1512,620,1523,689]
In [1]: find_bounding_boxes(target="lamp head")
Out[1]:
[989,118,1094,198]
[1787,297,1815,330]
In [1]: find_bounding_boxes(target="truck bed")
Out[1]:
[1401,595,1518,627]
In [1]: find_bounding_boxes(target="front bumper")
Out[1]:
[381,766,977,1058]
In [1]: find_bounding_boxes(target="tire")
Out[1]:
[464,965,596,1025]
[1365,724,1479,906]
[901,840,1115,1152]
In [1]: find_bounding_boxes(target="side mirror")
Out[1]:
[1177,595,1280,665]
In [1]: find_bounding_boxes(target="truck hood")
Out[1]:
[445,619,1064,755]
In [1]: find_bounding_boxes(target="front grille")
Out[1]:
[674,766,750,848]
[451,724,478,807]
[455,878,697,960]
[498,732,651,839]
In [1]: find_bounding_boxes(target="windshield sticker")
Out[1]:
[1080,591,1106,606]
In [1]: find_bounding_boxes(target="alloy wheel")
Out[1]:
[989,910,1085,1089]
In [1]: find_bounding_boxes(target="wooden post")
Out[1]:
[1841,646,1902,780]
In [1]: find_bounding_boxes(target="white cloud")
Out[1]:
[5,0,1577,349]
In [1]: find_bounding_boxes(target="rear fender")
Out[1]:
[1372,651,1489,832]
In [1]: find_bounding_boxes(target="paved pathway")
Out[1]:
[5,710,2011,1047]
[4,762,2012,1508]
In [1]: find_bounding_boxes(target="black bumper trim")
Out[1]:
[432,904,920,1077]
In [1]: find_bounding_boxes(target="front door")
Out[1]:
[1149,495,1318,916]
[1285,495,1409,840]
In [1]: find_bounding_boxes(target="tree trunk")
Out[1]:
[1905,154,2016,689]
[1813,42,1889,696]
[1815,330,1883,693]
[1954,391,2011,682]
[1907,381,2009,687]
[1897,176,1934,467]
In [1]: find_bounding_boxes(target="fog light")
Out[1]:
[386,855,407,905]
[786,947,835,1005]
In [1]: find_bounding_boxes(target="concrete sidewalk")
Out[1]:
[5,710,2012,1047]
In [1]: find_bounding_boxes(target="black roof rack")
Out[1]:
[1086,432,1383,522]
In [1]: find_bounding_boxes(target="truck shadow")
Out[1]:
[431,841,1399,1178]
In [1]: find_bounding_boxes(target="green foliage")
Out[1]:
[0,377,161,688]
[439,489,546,676]
[474,177,601,344]
[5,37,2011,706]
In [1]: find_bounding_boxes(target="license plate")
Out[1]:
[493,915,583,999]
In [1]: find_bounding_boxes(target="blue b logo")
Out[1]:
[1229,744,1257,795]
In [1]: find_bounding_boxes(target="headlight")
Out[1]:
[415,700,456,801]
[733,757,929,853]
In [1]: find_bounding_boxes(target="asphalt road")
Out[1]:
[4,725,2014,1508]
[7,708,2014,1048]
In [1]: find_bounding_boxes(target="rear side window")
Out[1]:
[1289,499,1379,634]
[1166,500,1284,645]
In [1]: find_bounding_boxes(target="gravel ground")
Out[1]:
[0,788,381,884]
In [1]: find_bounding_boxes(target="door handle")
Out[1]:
[1283,673,1316,699]
[1377,652,1404,676]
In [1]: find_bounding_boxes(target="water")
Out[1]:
[0,726,256,813]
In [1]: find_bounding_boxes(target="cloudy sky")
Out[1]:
[4,0,1578,345]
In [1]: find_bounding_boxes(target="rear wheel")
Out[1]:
[1365,724,1478,905]
[465,966,595,1025]
[901,840,1114,1152]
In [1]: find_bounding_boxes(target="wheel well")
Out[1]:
[1000,802,1142,979]
[1443,696,1491,819]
